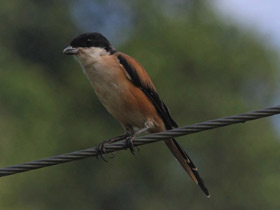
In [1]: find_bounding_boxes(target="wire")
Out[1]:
[0,105,279,177]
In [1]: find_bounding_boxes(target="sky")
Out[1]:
[213,0,280,49]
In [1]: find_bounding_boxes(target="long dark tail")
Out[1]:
[164,138,210,197]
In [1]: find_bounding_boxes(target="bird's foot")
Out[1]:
[96,134,129,161]
[96,140,110,162]
[124,135,139,155]
[123,122,151,154]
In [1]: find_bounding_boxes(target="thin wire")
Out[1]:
[0,105,279,177]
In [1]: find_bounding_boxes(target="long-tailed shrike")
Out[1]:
[63,32,209,197]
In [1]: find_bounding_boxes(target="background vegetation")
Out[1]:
[0,0,279,209]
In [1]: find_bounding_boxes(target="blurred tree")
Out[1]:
[0,0,76,74]
[0,0,279,210]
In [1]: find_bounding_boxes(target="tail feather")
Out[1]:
[164,138,210,197]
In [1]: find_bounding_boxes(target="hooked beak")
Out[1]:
[63,46,79,55]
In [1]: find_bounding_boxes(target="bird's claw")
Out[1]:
[124,136,138,155]
[96,134,130,161]
[96,141,109,162]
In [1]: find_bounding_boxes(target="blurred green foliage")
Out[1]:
[0,0,279,209]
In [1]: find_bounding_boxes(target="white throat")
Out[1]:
[75,47,109,66]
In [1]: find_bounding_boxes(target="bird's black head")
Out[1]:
[63,32,116,55]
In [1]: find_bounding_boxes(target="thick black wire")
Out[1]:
[0,105,279,177]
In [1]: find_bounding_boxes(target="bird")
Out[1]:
[63,32,210,197]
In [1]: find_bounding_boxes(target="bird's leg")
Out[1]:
[124,122,153,155]
[97,133,130,161]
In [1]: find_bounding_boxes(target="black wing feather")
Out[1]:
[117,54,177,129]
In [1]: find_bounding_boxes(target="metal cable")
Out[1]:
[0,105,279,177]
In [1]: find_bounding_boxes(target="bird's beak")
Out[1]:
[63,46,79,55]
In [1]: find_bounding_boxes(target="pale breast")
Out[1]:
[81,55,148,129]
[84,57,124,109]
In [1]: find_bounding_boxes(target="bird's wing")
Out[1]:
[116,53,178,129]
